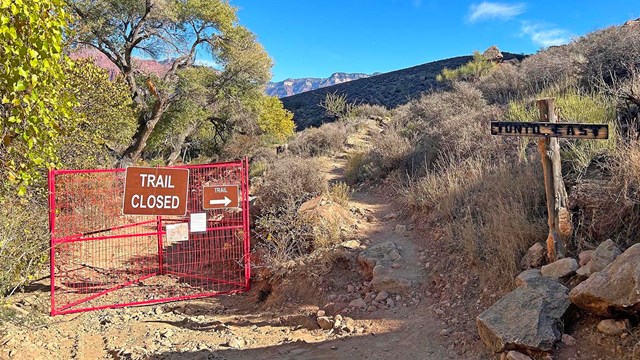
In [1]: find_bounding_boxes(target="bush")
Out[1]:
[255,156,326,213]
[476,62,527,104]
[436,51,497,82]
[328,182,352,207]
[402,154,546,288]
[577,24,640,86]
[288,122,350,157]
[351,104,390,119]
[0,194,49,297]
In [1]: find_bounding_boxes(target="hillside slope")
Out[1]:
[282,52,526,129]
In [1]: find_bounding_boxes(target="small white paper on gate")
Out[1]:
[189,213,207,233]
[166,223,189,243]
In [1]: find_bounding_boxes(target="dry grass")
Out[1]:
[288,122,350,157]
[0,195,49,297]
[402,154,547,288]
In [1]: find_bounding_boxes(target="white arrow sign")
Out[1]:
[209,196,232,207]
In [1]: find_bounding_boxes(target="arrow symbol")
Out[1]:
[209,196,232,207]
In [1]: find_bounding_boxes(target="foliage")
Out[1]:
[320,91,356,120]
[0,0,74,194]
[69,0,272,163]
[436,51,497,83]
[351,103,389,119]
[257,95,295,143]
[58,59,138,169]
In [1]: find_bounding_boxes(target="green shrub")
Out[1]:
[436,51,497,82]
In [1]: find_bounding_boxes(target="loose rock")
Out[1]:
[374,290,389,302]
[505,351,533,360]
[589,239,621,274]
[476,277,570,352]
[578,250,594,267]
[570,243,640,317]
[540,257,578,279]
[349,298,367,309]
[515,269,542,287]
[597,319,629,336]
[561,334,576,346]
[317,316,334,330]
[395,225,407,234]
[520,242,546,270]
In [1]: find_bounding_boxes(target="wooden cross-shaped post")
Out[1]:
[490,98,609,262]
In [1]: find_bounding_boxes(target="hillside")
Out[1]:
[266,72,372,98]
[282,52,526,129]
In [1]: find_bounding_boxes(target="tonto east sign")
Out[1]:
[123,167,190,216]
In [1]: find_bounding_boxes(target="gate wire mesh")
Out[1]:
[48,159,251,316]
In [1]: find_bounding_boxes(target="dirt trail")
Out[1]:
[0,120,490,360]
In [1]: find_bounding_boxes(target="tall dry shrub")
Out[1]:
[402,155,547,288]
[392,82,507,175]
[288,122,350,157]
[0,195,49,297]
[254,156,328,266]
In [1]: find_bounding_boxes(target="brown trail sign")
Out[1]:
[491,98,609,262]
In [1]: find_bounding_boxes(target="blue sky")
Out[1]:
[218,1,639,82]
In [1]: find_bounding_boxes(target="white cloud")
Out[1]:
[468,2,525,23]
[521,21,572,47]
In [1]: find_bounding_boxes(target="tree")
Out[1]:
[0,0,74,194]
[257,95,295,142]
[145,25,272,165]
[69,0,269,164]
[58,59,138,169]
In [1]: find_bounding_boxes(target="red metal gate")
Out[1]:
[48,159,251,315]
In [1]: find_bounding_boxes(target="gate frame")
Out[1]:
[48,158,251,316]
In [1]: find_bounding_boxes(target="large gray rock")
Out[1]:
[520,242,546,270]
[589,239,621,274]
[569,243,640,317]
[541,257,578,279]
[477,277,570,353]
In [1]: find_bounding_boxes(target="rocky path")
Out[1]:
[0,121,490,360]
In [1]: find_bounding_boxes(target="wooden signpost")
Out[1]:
[491,98,609,262]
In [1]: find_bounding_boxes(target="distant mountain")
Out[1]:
[281,51,527,129]
[267,72,372,98]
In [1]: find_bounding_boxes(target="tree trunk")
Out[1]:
[120,98,166,166]
[165,121,200,166]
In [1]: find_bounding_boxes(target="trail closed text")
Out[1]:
[123,167,190,216]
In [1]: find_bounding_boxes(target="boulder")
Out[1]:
[541,257,578,279]
[477,277,570,353]
[569,243,640,317]
[483,45,503,62]
[520,242,546,270]
[589,239,621,274]
[515,269,541,287]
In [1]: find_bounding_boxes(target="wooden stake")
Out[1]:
[536,98,570,262]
